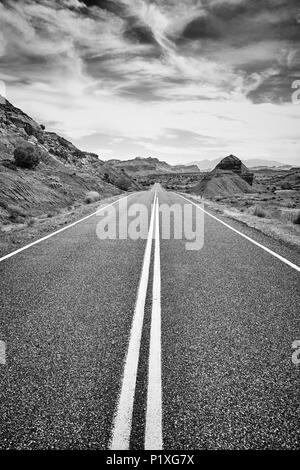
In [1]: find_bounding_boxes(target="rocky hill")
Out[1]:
[188,155,255,198]
[107,157,199,176]
[173,164,199,173]
[0,97,140,223]
[215,154,254,185]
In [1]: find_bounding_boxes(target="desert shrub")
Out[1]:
[281,182,292,190]
[103,172,110,183]
[58,149,69,161]
[115,176,131,191]
[58,136,69,148]
[2,159,17,170]
[0,201,8,210]
[49,181,63,189]
[14,143,40,169]
[27,218,35,227]
[293,211,300,225]
[85,191,100,204]
[73,149,84,158]
[24,123,34,136]
[253,206,267,218]
[38,150,53,165]
[7,205,27,222]
[40,124,45,130]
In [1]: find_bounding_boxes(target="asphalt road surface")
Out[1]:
[0,184,299,450]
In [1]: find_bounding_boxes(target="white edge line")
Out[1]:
[110,193,157,450]
[145,195,163,450]
[0,192,136,263]
[175,192,300,273]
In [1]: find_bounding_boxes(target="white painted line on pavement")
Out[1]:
[0,193,136,264]
[145,196,163,450]
[110,193,157,450]
[176,193,300,273]
[0,341,6,365]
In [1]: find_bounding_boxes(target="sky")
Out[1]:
[0,0,299,165]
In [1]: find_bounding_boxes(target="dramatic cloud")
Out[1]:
[0,0,299,164]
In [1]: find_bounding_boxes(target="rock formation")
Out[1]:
[188,154,255,198]
[215,154,254,185]
[106,157,199,176]
[0,96,140,223]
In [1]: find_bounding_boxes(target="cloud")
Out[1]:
[0,0,299,164]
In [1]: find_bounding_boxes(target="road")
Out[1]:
[0,184,299,450]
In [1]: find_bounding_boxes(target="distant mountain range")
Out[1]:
[106,157,199,175]
[187,158,295,171]
[105,156,299,175]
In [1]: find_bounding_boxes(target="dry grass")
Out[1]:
[0,192,125,258]
[253,206,267,218]
[7,204,28,222]
[183,193,300,250]
[27,218,35,227]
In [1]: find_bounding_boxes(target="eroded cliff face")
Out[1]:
[187,155,256,198]
[0,97,140,184]
[215,154,254,185]
[0,97,140,223]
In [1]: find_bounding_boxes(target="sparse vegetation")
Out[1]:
[185,193,300,250]
[0,193,121,257]
[293,211,300,225]
[103,172,111,183]
[1,159,17,170]
[0,96,136,258]
[27,218,35,226]
[85,191,100,204]
[253,206,267,218]
[14,143,40,169]
[115,176,131,191]
[7,204,28,222]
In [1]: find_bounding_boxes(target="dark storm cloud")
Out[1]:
[248,73,293,104]
[182,15,221,40]
[177,0,300,103]
[123,22,156,45]
[82,1,159,46]
[248,56,300,104]
[182,0,300,44]
[1,0,299,105]
[81,0,123,12]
